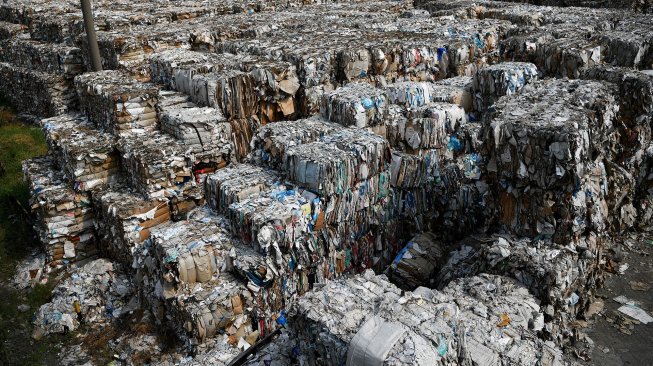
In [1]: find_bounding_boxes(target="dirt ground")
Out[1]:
[571,235,653,366]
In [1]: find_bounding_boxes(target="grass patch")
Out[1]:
[0,100,63,365]
[0,102,48,280]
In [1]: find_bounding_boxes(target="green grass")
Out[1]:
[0,100,67,365]
[0,104,48,279]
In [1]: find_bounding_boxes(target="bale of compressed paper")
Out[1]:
[472,61,538,112]
[486,79,620,239]
[33,259,135,337]
[0,39,83,77]
[391,102,467,157]
[320,128,391,182]
[635,144,653,230]
[27,12,81,44]
[205,164,282,215]
[284,142,357,196]
[500,26,602,79]
[318,172,393,235]
[75,70,160,134]
[92,184,170,268]
[436,234,606,344]
[0,62,74,117]
[374,42,449,81]
[335,47,371,82]
[321,83,388,128]
[597,18,653,69]
[283,132,393,207]
[188,70,259,120]
[291,269,563,366]
[385,81,434,108]
[581,66,653,124]
[430,76,474,112]
[241,59,301,122]
[227,184,323,252]
[117,130,196,198]
[41,114,119,191]
[23,156,96,267]
[389,150,440,188]
[76,22,193,77]
[135,208,271,345]
[149,49,238,93]
[229,117,261,162]
[157,91,234,166]
[248,116,342,169]
[0,21,26,40]
[148,208,233,287]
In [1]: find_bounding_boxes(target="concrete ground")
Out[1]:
[572,234,653,366]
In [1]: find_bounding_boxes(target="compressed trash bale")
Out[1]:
[336,47,372,83]
[27,12,81,44]
[205,164,282,215]
[436,234,606,344]
[76,22,193,78]
[189,70,259,120]
[241,59,301,122]
[430,76,474,112]
[472,61,538,112]
[92,184,170,267]
[157,91,234,167]
[500,27,602,79]
[33,259,135,336]
[149,49,238,94]
[597,19,653,69]
[367,104,407,144]
[117,130,196,198]
[23,156,96,267]
[41,114,119,191]
[284,132,393,201]
[248,116,342,169]
[321,83,388,128]
[435,178,492,237]
[394,102,467,157]
[321,172,393,228]
[75,70,160,134]
[0,62,74,117]
[136,208,268,344]
[148,207,233,287]
[492,0,649,11]
[292,269,564,366]
[284,142,357,196]
[164,272,260,346]
[486,79,621,238]
[188,14,284,52]
[580,66,653,168]
[604,161,638,232]
[389,150,440,188]
[214,70,259,120]
[228,117,261,162]
[320,128,391,182]
[386,232,445,289]
[581,66,653,124]
[385,81,434,108]
[227,184,324,250]
[0,21,26,40]
[0,39,83,77]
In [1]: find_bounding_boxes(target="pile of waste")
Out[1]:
[2,0,652,364]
